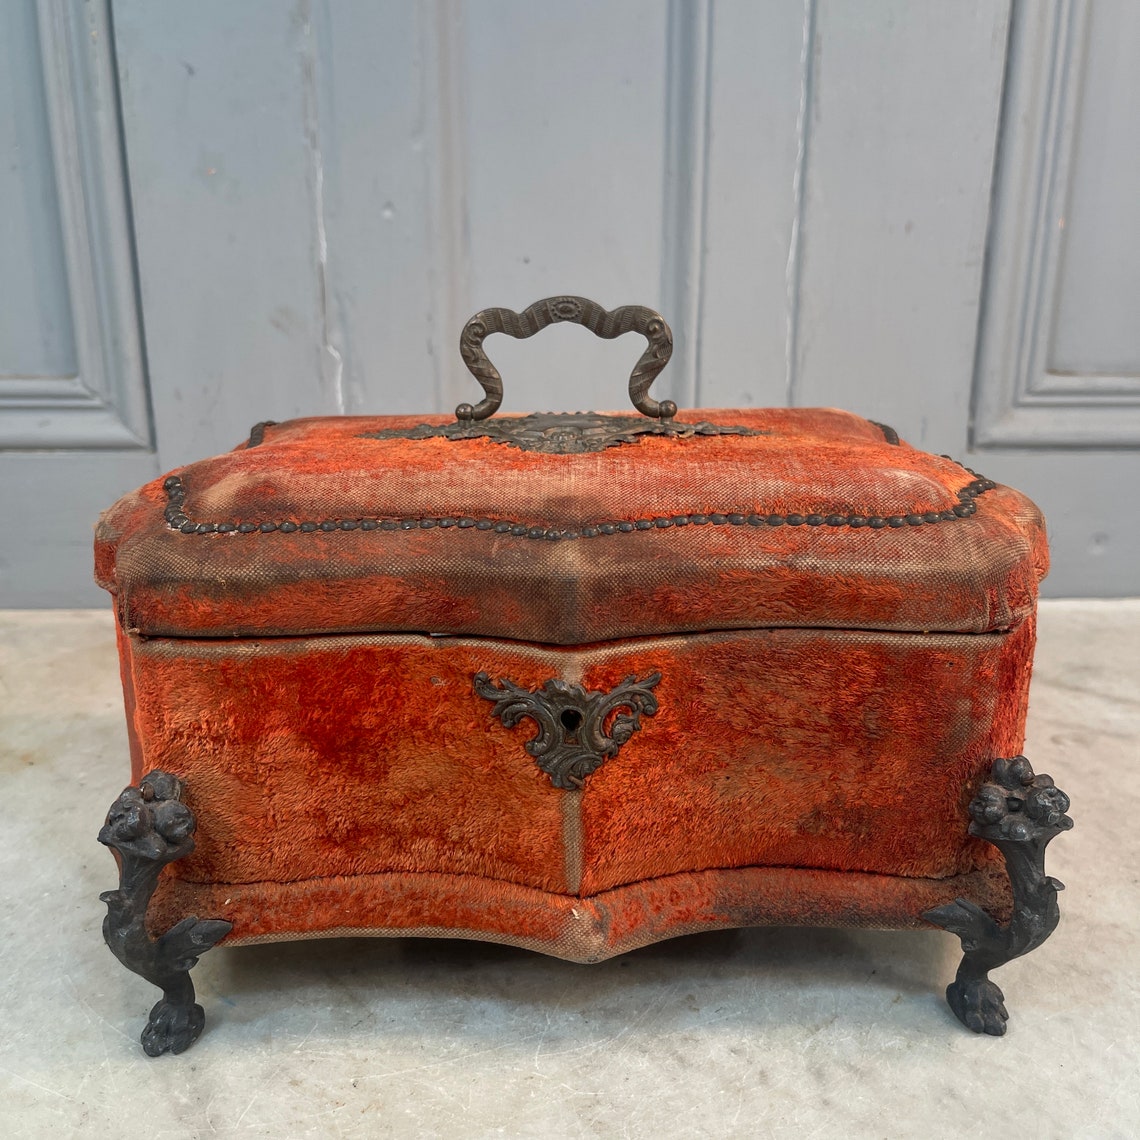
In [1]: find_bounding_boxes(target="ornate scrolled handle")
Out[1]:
[456,296,675,422]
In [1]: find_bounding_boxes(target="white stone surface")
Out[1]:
[0,602,1136,1139]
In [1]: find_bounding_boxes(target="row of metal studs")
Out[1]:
[163,473,996,539]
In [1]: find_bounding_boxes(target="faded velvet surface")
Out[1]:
[96,406,1047,959]
[95,409,1048,642]
[148,865,1013,965]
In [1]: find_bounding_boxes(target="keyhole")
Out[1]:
[560,708,583,734]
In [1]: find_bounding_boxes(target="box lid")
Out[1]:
[94,299,1048,642]
[94,407,1047,642]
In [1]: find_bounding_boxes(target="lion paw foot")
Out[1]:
[946,978,1009,1036]
[141,998,206,1056]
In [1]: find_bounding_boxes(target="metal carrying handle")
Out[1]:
[456,296,675,422]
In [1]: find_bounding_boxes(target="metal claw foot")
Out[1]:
[99,770,232,1056]
[924,755,1072,1036]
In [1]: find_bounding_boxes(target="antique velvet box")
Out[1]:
[94,298,1072,1056]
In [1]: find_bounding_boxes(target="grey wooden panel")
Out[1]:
[112,0,330,469]
[312,1,456,418]
[8,0,1132,604]
[1049,0,1140,376]
[0,0,151,450]
[457,0,673,415]
[697,0,807,409]
[969,0,1139,595]
[108,0,814,433]
[0,450,158,606]
[0,0,76,379]
[287,0,694,421]
[973,0,1140,447]
[0,0,156,606]
[792,0,1011,455]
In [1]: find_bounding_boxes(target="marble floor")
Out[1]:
[0,601,1136,1139]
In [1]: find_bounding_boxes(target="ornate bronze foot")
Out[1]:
[99,771,232,1056]
[924,755,1072,1036]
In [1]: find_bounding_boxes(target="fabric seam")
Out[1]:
[170,858,986,894]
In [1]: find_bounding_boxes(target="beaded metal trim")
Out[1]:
[161,469,997,540]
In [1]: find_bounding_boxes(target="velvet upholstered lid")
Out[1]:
[94,406,1048,643]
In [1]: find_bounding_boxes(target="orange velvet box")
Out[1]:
[94,298,1072,1055]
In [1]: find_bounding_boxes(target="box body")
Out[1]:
[96,407,1048,960]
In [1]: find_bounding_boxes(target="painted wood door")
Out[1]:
[2,0,1135,604]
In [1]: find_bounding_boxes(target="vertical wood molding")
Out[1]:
[659,0,712,407]
[972,0,1140,447]
[0,0,151,449]
[298,0,346,415]
[784,0,815,407]
[423,0,472,415]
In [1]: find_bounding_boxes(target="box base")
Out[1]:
[152,862,1014,965]
[101,758,1071,1053]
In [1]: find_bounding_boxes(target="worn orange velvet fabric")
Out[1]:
[95,409,1047,642]
[96,407,1046,958]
